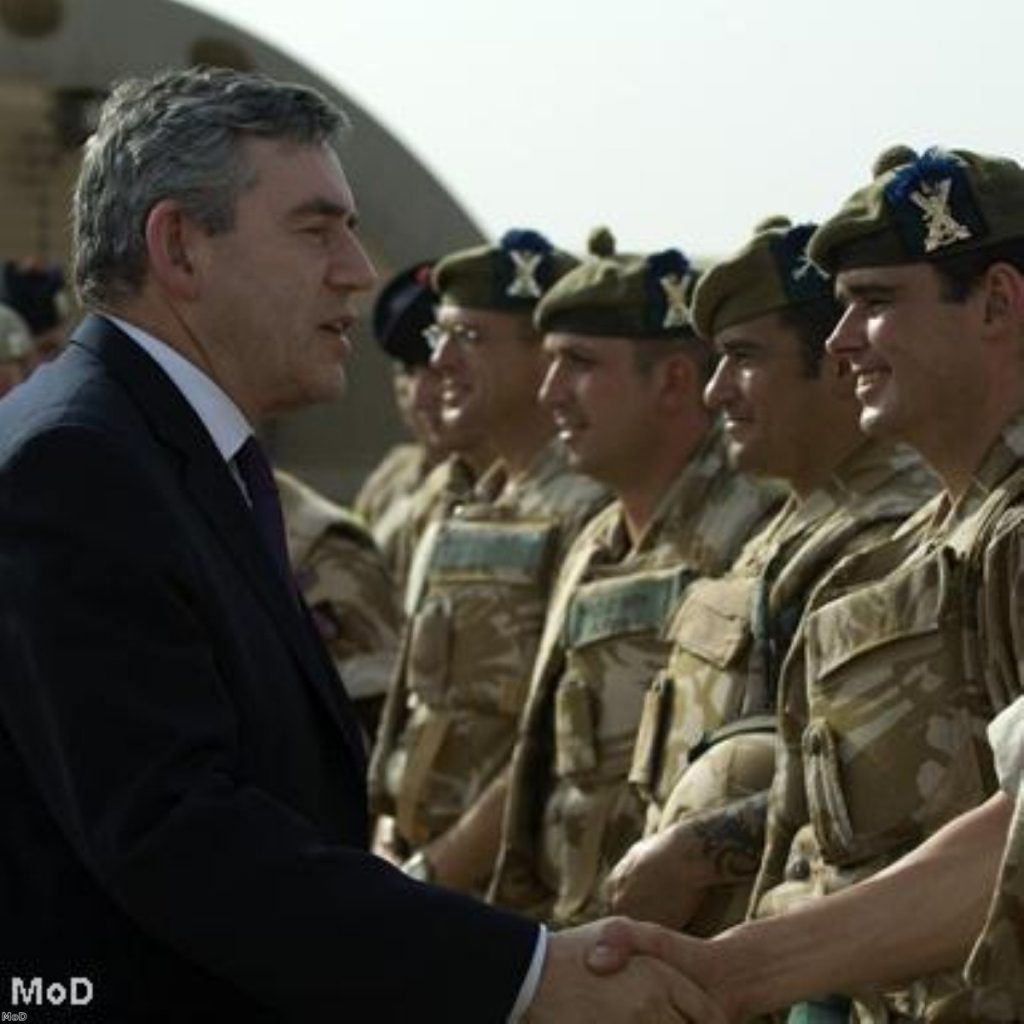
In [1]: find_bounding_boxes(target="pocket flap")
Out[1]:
[666,575,756,668]
[806,550,949,681]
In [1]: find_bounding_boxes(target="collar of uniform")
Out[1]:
[919,407,1024,541]
[785,438,930,534]
[471,439,566,508]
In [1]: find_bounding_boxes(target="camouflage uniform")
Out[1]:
[277,470,402,739]
[952,698,1024,1021]
[751,415,1024,1021]
[399,453,483,613]
[628,440,936,935]
[368,440,608,854]
[490,429,780,926]
[353,442,435,588]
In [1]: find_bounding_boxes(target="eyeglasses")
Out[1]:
[422,322,483,352]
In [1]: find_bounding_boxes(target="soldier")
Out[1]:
[369,229,609,890]
[0,301,34,397]
[489,229,780,927]
[605,217,936,935]
[594,699,1024,1022]
[0,259,71,369]
[276,468,402,742]
[353,261,446,589]
[716,145,1024,1022]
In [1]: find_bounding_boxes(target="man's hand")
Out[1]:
[583,918,737,1022]
[604,826,709,929]
[525,919,727,1023]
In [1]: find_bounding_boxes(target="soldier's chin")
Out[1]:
[857,403,893,439]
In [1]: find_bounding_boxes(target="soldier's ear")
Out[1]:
[656,350,698,412]
[981,262,1024,329]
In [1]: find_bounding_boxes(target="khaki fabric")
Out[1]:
[630,440,936,936]
[353,442,437,590]
[368,441,609,854]
[490,428,782,925]
[956,700,1024,1021]
[277,471,402,703]
[752,414,1024,1022]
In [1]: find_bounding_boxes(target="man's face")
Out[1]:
[539,332,663,485]
[429,304,548,440]
[704,311,827,479]
[189,138,376,418]
[828,263,985,447]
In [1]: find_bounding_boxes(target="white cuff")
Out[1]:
[508,925,548,1022]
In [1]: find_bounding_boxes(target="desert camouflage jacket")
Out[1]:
[627,439,936,936]
[368,440,609,852]
[753,413,1024,1022]
[490,428,781,926]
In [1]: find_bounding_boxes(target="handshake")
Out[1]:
[524,918,735,1023]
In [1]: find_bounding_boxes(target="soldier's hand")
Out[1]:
[525,918,726,1023]
[604,825,708,929]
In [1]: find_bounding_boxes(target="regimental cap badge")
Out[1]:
[765,219,831,304]
[646,249,694,331]
[500,228,553,300]
[883,147,986,256]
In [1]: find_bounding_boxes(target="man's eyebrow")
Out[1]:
[837,279,898,302]
[717,337,763,355]
[288,197,358,226]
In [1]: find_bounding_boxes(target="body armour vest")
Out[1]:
[490,429,782,926]
[369,441,608,852]
[754,415,1024,1023]
[627,441,936,935]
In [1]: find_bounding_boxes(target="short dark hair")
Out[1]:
[632,329,716,383]
[776,296,843,376]
[931,238,1024,303]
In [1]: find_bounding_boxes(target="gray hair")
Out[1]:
[73,66,349,308]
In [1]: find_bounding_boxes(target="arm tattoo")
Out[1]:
[690,792,769,883]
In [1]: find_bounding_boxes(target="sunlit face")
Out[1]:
[429,304,548,440]
[188,138,376,418]
[828,262,985,447]
[539,332,662,486]
[704,311,828,479]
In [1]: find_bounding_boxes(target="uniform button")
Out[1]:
[788,858,811,881]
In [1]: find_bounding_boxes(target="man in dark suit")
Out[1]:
[0,67,716,1022]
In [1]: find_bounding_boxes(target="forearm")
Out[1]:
[425,766,509,890]
[683,791,769,886]
[606,792,767,928]
[707,791,1013,1018]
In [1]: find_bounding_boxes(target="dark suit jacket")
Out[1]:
[0,315,537,1022]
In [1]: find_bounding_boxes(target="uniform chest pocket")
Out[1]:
[423,519,557,713]
[802,548,991,864]
[665,575,755,669]
[630,577,758,803]
[558,567,695,781]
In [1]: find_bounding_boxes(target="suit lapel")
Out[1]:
[72,316,366,773]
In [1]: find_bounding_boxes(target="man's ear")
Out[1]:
[656,350,699,413]
[982,262,1024,332]
[144,199,201,301]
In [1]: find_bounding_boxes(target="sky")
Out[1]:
[182,0,1021,259]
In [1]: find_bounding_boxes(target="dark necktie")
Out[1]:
[233,436,293,586]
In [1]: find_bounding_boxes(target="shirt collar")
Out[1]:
[105,314,252,462]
